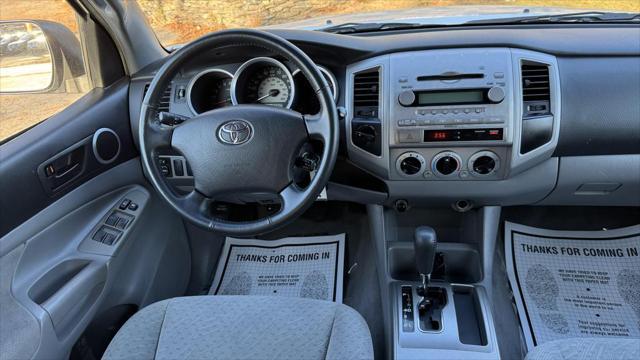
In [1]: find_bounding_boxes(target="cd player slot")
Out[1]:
[417,73,484,81]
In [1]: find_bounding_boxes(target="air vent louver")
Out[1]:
[520,60,553,154]
[521,62,550,102]
[143,83,172,113]
[351,68,381,156]
[353,69,380,118]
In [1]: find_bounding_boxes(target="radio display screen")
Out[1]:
[424,128,503,142]
[417,89,485,106]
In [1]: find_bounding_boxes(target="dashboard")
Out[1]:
[128,24,640,208]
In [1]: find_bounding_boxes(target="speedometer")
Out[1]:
[231,57,295,109]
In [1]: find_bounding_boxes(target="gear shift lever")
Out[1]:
[414,226,437,293]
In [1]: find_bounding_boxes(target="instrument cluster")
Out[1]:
[187,57,337,115]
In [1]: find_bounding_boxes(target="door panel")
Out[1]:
[0,79,136,238]
[0,77,191,359]
[1,160,191,359]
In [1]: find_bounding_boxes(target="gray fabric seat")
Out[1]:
[103,295,373,360]
[525,338,640,360]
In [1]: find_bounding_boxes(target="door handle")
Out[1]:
[38,139,88,193]
[51,162,80,179]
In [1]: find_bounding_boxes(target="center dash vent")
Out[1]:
[522,62,550,102]
[143,83,172,113]
[521,61,551,118]
[353,68,380,118]
[520,60,553,154]
[352,68,382,156]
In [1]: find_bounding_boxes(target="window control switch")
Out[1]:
[92,226,122,246]
[104,210,134,230]
[119,199,131,210]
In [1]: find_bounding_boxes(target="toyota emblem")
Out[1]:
[217,120,253,145]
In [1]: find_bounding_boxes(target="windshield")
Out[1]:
[138,0,639,48]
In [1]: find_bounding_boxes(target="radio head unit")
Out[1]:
[389,48,513,149]
[398,87,505,107]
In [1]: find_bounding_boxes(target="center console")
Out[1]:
[347,48,561,206]
[392,225,499,359]
[367,204,504,360]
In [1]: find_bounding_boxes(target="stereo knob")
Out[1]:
[398,90,415,106]
[487,86,505,103]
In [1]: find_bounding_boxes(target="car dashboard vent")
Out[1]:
[351,67,382,156]
[521,61,550,117]
[520,60,554,154]
[143,83,172,113]
[353,68,380,118]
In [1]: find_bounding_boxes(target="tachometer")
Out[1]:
[232,57,295,108]
[187,69,233,114]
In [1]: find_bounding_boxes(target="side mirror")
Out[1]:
[0,20,86,93]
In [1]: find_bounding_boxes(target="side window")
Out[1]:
[0,1,93,141]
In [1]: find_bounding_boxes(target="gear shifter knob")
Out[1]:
[414,226,437,285]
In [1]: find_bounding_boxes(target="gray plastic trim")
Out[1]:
[385,157,558,206]
[346,59,390,178]
[392,282,500,359]
[510,49,561,175]
[0,159,190,359]
[539,154,640,206]
[367,204,504,360]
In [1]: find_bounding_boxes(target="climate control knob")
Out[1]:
[468,151,500,176]
[396,152,425,177]
[432,152,461,177]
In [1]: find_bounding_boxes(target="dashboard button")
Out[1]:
[397,130,421,143]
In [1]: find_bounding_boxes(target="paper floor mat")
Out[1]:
[209,234,345,302]
[505,222,640,350]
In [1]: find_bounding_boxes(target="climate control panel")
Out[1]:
[393,148,504,180]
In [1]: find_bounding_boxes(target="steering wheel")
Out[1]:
[139,29,338,236]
